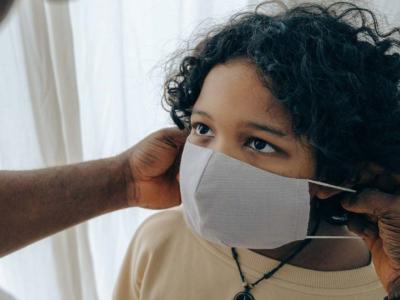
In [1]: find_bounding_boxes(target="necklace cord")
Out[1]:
[231,215,321,289]
[231,247,248,288]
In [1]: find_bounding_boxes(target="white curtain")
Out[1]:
[0,0,398,299]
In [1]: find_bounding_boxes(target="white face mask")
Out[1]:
[179,141,358,249]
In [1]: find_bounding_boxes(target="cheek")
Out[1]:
[293,158,315,179]
[291,142,316,179]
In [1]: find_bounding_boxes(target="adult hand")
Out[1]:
[0,126,188,257]
[341,165,400,298]
[118,127,189,209]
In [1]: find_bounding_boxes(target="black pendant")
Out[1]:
[234,290,255,300]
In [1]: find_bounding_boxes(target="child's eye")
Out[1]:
[246,137,276,153]
[190,123,277,153]
[192,123,214,137]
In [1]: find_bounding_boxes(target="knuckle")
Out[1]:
[356,188,380,202]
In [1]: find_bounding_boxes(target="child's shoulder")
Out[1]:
[132,207,188,250]
[137,207,185,235]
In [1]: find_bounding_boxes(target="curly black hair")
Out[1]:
[163,1,400,187]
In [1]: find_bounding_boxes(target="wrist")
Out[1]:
[105,154,133,209]
[112,151,139,208]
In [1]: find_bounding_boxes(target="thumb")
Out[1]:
[341,188,398,217]
[347,214,379,249]
[160,127,189,150]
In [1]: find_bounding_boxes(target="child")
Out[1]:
[114,1,400,299]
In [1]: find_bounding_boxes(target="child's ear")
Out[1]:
[309,182,346,200]
[176,172,180,182]
[313,185,344,200]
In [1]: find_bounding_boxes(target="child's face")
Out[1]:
[186,57,345,202]
[188,58,316,181]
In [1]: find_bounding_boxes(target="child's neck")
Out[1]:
[250,220,371,271]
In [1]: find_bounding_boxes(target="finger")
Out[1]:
[347,214,366,236]
[362,233,381,255]
[165,149,183,179]
[347,214,378,240]
[341,188,398,216]
[347,216,379,252]
[158,127,189,150]
[159,128,189,176]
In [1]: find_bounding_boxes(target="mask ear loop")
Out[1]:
[308,179,357,193]
[308,179,357,227]
[306,194,362,239]
[309,200,372,265]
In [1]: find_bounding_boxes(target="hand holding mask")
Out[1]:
[341,165,400,298]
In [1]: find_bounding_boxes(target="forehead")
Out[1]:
[193,58,292,133]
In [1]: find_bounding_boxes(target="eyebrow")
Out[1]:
[191,109,288,137]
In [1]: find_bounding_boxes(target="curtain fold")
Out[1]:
[1,1,97,299]
[17,0,82,166]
